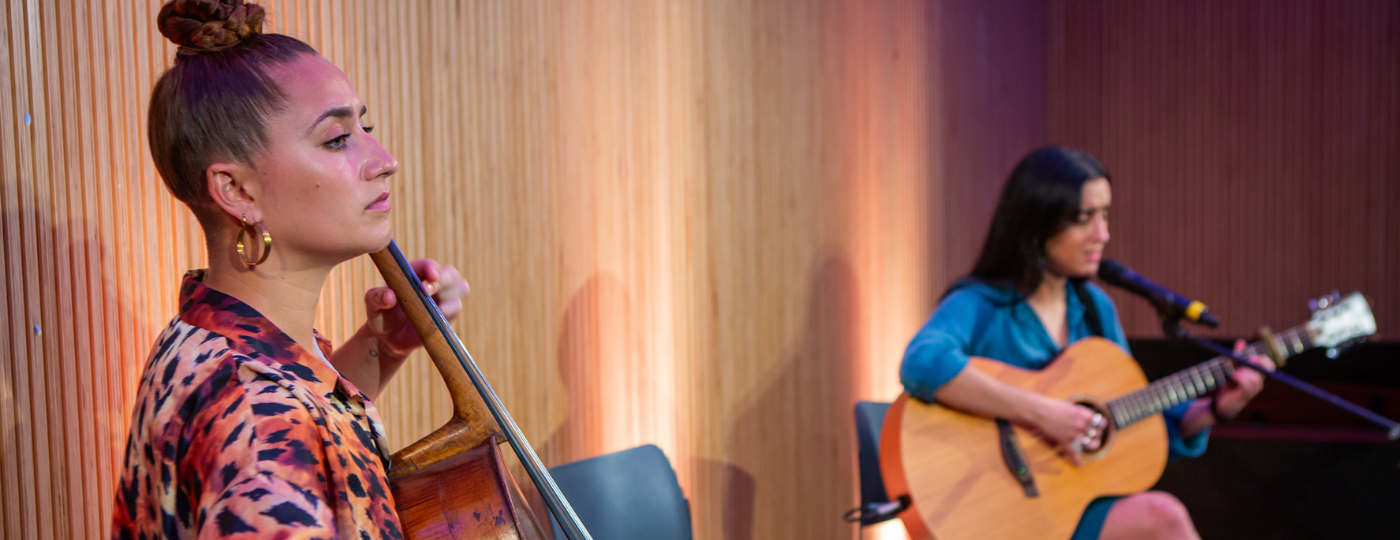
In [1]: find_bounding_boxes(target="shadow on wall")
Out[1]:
[533,249,864,539]
[540,272,634,467]
[544,272,761,539]
[1,202,144,539]
[724,248,863,540]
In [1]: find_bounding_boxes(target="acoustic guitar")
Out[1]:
[879,292,1377,540]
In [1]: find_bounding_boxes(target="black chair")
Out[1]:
[547,444,693,540]
[846,401,907,528]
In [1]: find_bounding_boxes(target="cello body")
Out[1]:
[370,245,559,540]
[390,442,547,539]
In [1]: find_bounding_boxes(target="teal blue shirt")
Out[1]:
[900,278,1209,461]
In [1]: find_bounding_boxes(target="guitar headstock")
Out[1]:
[1307,292,1377,353]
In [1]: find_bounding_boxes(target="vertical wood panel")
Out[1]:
[11,1,1396,539]
[1,1,934,539]
[935,0,1050,286]
[1047,0,1400,340]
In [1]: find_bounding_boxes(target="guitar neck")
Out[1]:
[1106,325,1313,429]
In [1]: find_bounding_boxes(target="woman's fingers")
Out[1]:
[1235,367,1265,396]
[364,286,400,335]
[410,258,441,283]
[367,287,396,310]
[437,298,463,319]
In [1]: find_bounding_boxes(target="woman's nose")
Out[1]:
[365,136,400,181]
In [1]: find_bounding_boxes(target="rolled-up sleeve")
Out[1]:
[1163,401,1210,460]
[900,291,983,402]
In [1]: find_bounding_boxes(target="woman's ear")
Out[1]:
[205,162,263,224]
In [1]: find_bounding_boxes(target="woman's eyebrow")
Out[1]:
[305,105,369,136]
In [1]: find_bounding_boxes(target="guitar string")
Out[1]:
[1106,326,1312,428]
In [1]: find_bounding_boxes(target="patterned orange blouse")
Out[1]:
[112,270,403,539]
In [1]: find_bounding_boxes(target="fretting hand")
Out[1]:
[363,258,470,358]
[1212,339,1274,422]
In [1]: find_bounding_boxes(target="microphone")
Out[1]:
[1097,259,1220,328]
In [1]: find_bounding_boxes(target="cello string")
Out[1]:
[382,241,593,540]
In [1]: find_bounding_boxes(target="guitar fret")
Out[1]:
[1274,333,1292,356]
[1282,328,1304,353]
[1108,316,1334,429]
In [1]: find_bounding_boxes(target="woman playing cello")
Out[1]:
[112,1,467,537]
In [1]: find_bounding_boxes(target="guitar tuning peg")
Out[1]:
[1326,337,1367,360]
[1309,298,1320,312]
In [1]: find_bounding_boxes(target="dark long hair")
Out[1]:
[968,146,1110,295]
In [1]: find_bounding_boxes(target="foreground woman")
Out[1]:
[112,1,466,538]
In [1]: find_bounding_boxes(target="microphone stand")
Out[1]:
[1160,317,1400,441]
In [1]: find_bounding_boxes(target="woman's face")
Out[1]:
[248,53,399,267]
[1043,177,1111,279]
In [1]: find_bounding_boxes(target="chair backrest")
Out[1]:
[548,444,693,540]
[854,401,894,525]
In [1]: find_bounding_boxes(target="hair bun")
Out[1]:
[157,0,267,55]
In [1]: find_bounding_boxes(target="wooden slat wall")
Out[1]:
[0,1,936,539]
[1047,0,1400,340]
[8,1,1395,539]
[932,0,1050,288]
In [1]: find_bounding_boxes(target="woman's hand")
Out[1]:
[363,258,470,358]
[1028,397,1103,467]
[1213,339,1273,421]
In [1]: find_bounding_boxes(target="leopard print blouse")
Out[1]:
[112,270,403,539]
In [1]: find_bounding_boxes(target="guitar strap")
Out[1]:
[1072,279,1105,338]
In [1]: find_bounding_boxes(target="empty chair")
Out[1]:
[846,401,906,529]
[547,444,693,540]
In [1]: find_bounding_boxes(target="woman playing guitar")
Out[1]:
[899,146,1270,540]
[111,1,469,537]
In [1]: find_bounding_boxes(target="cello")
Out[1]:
[370,240,591,540]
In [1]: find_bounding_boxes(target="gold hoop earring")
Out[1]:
[236,214,272,266]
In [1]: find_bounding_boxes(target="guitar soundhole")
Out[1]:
[1071,398,1115,462]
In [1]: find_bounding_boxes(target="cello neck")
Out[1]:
[370,240,593,540]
